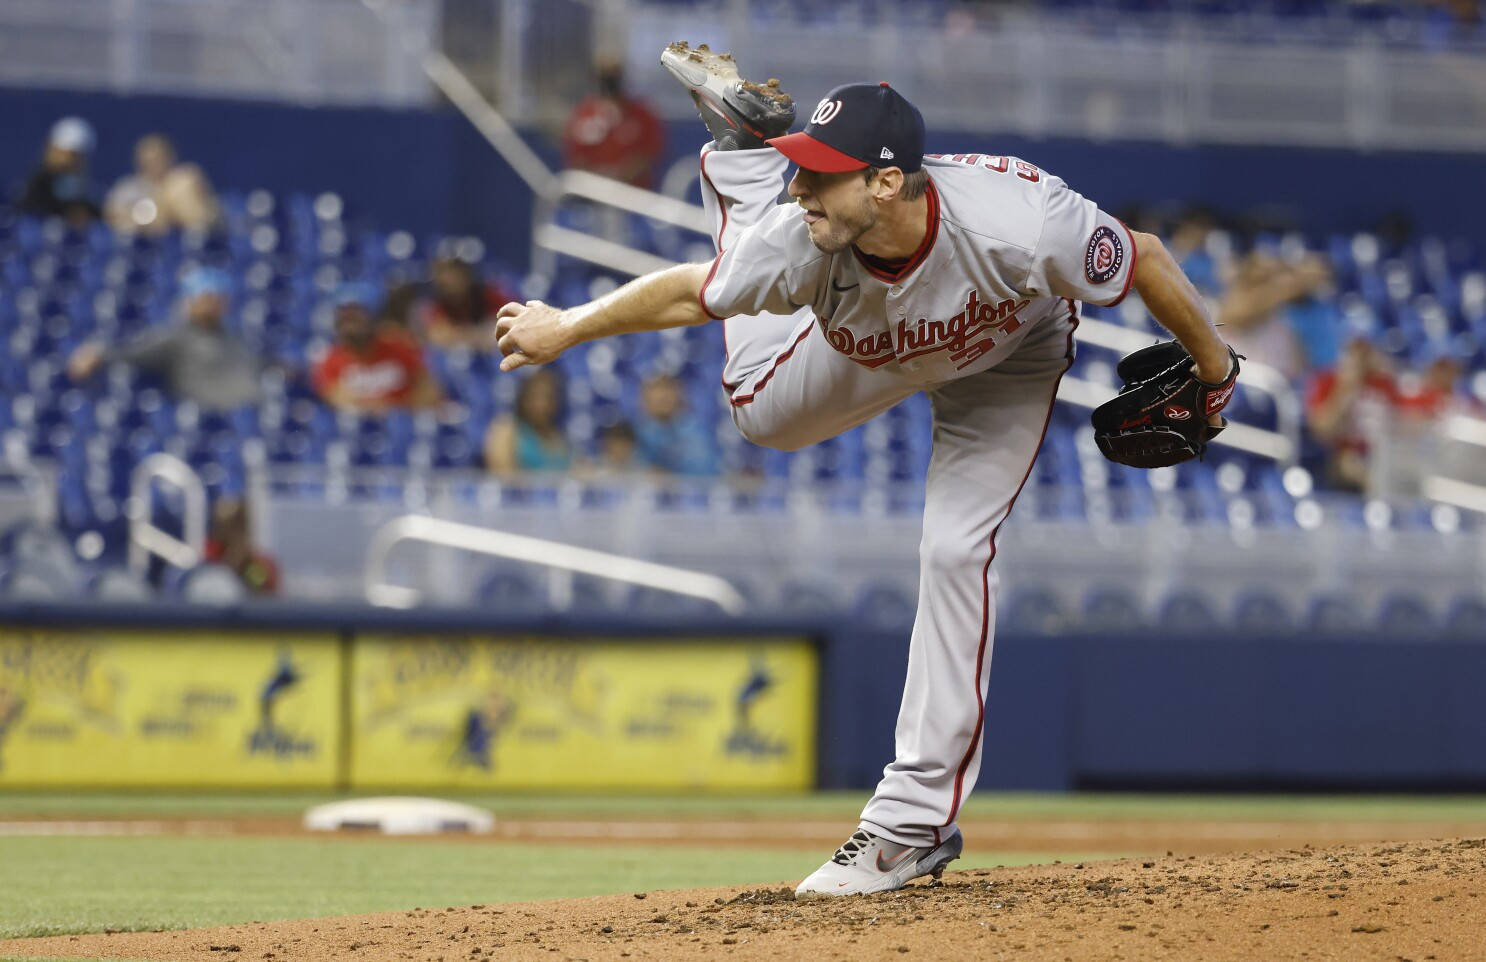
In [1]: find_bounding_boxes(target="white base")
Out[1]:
[303,796,495,835]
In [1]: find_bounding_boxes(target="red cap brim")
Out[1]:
[766,132,868,173]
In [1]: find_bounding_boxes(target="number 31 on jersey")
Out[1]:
[926,153,1041,182]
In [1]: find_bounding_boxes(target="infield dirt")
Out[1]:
[5,836,1483,961]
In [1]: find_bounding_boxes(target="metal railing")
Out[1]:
[127,453,206,574]
[1,434,58,528]
[1419,414,1486,514]
[363,514,747,612]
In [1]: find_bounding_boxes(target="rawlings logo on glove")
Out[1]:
[1091,340,1241,469]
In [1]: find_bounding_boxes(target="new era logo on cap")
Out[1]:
[768,81,924,174]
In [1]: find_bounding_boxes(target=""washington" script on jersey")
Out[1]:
[823,289,1031,371]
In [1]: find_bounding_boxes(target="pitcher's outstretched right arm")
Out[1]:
[495,262,713,372]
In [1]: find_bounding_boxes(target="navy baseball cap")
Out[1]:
[768,82,924,174]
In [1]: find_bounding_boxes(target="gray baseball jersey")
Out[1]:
[700,153,1135,386]
[697,144,1118,849]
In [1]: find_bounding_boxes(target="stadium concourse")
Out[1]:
[0,187,1484,628]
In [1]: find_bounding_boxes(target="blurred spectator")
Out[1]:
[17,117,99,226]
[1306,337,1396,491]
[1165,208,1220,295]
[1217,251,1333,380]
[422,257,517,350]
[380,279,424,344]
[314,283,440,413]
[104,134,221,235]
[203,497,279,596]
[1393,352,1476,421]
[596,420,642,475]
[484,369,572,475]
[67,266,262,410]
[634,374,718,476]
[562,60,666,189]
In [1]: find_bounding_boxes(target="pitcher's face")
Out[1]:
[788,167,877,254]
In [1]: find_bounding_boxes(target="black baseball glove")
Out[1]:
[1090,340,1241,469]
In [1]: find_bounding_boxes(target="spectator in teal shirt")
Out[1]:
[484,369,572,475]
[634,373,718,476]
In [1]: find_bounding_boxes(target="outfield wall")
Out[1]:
[1,603,1483,793]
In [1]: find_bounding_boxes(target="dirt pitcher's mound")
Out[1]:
[7,838,1484,962]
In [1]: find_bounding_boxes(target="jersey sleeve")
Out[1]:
[1022,177,1137,307]
[698,206,815,320]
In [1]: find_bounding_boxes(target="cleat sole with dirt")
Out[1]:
[661,40,795,149]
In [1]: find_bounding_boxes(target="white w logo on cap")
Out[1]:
[810,98,844,126]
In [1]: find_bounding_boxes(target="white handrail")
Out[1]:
[127,453,206,574]
[556,170,712,232]
[1,435,57,527]
[1421,476,1486,515]
[363,514,748,614]
[532,224,683,278]
[1419,416,1486,514]
[1444,414,1486,449]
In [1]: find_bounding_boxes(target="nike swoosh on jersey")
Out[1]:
[831,280,859,293]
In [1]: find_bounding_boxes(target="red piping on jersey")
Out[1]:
[1103,220,1139,308]
[699,250,726,322]
[699,149,729,325]
[851,178,940,283]
[729,324,814,407]
[942,302,1079,831]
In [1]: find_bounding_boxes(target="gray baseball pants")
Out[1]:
[700,145,1077,847]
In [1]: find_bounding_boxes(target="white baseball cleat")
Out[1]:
[794,828,963,898]
[660,41,795,150]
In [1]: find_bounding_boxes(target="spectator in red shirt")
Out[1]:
[1393,353,1473,422]
[422,257,517,350]
[315,283,440,413]
[1307,337,1397,492]
[202,497,279,596]
[562,61,666,189]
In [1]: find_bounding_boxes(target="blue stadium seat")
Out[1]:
[476,568,545,612]
[1232,589,1295,633]
[1444,596,1486,638]
[1376,594,1438,635]
[1003,586,1070,635]
[855,581,917,631]
[1157,590,1222,632]
[779,580,843,616]
[1080,585,1145,632]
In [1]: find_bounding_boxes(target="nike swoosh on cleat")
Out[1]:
[874,847,918,873]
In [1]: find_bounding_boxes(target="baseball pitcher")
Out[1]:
[496,42,1239,897]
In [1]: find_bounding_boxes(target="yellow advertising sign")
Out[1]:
[351,636,816,790]
[0,629,340,787]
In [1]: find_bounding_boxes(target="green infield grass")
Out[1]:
[0,834,1103,940]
